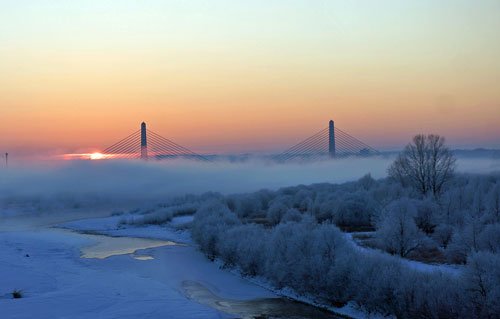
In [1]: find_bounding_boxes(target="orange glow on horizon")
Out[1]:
[61,153,122,161]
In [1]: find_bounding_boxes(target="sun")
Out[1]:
[89,152,105,160]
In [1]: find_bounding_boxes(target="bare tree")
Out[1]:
[389,134,456,197]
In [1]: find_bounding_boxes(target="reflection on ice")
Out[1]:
[80,233,177,259]
[132,255,155,261]
[182,280,341,319]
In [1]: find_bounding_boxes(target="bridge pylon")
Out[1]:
[329,120,336,158]
[141,122,148,160]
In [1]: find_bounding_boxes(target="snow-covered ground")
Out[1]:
[0,214,346,319]
[344,232,463,276]
[60,214,193,244]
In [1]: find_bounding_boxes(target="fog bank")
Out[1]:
[0,158,391,199]
[0,156,498,217]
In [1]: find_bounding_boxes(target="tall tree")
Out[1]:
[389,134,456,196]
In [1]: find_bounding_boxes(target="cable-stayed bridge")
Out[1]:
[99,120,378,162]
[101,122,210,162]
[274,120,379,162]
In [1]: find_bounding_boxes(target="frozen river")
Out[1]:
[0,214,343,319]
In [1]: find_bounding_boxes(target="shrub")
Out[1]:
[12,290,23,299]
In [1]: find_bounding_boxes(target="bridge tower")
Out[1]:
[141,122,148,160]
[329,120,336,158]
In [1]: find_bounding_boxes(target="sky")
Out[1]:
[1,0,499,156]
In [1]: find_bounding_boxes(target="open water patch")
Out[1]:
[182,280,342,319]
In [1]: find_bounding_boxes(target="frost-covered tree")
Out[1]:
[376,199,422,257]
[219,224,268,275]
[191,200,240,259]
[486,184,500,222]
[266,202,289,225]
[316,199,337,222]
[334,192,376,228]
[477,223,500,253]
[389,134,456,196]
[357,173,376,190]
[280,208,303,223]
[464,252,500,318]
[414,198,440,234]
[447,209,490,263]
[433,224,454,249]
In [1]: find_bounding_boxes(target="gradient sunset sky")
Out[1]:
[1,0,499,155]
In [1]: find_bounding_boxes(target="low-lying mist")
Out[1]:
[0,156,498,218]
